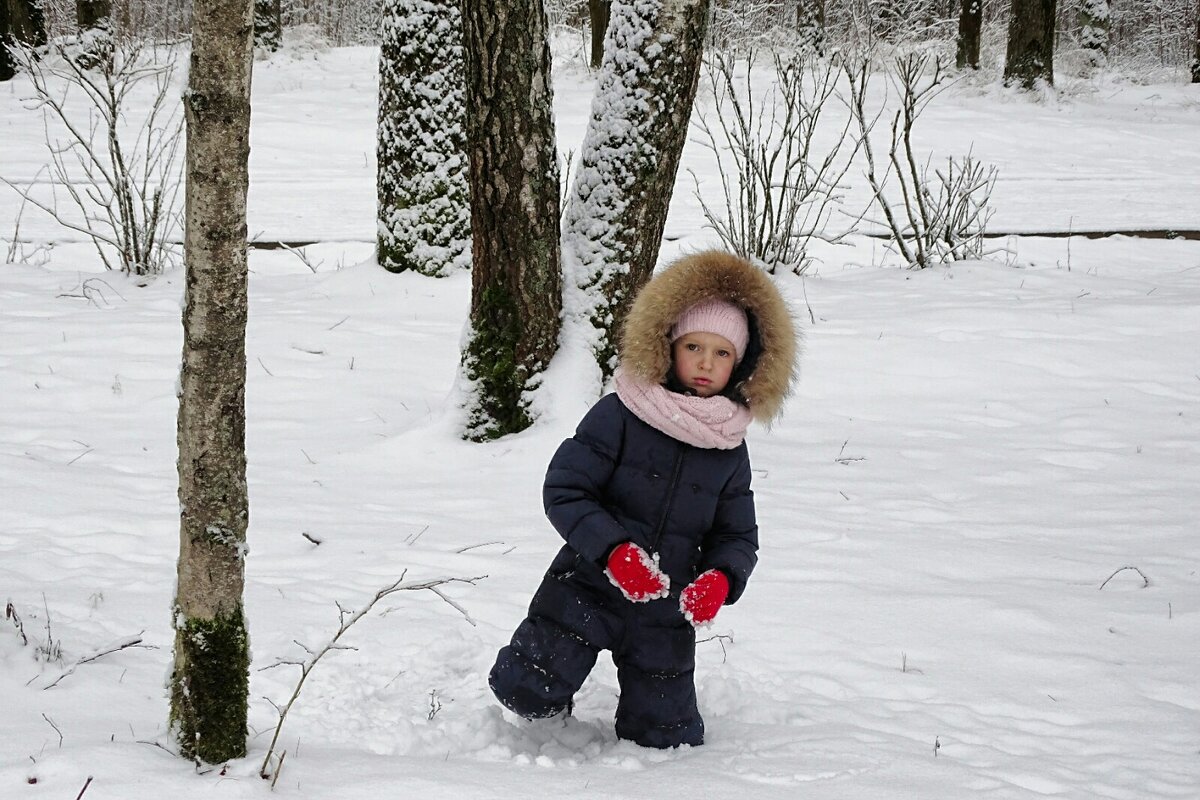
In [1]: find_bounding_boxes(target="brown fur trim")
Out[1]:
[619,251,800,423]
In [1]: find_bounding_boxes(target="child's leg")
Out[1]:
[489,569,617,720]
[612,601,704,748]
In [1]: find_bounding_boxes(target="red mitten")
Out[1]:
[605,542,670,602]
[680,569,730,627]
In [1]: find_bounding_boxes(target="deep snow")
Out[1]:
[2,43,1199,800]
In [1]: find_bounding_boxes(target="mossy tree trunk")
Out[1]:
[562,0,712,379]
[956,0,982,69]
[253,0,281,51]
[377,0,468,276]
[172,0,254,765]
[588,0,611,68]
[460,0,561,441]
[1003,0,1057,89]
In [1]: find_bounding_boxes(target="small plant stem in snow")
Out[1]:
[257,572,485,779]
[1098,566,1150,590]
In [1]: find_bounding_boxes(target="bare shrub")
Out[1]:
[2,35,183,275]
[692,48,859,274]
[843,52,998,268]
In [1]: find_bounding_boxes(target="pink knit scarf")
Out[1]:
[614,368,752,450]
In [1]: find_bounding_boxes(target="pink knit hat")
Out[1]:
[670,298,750,362]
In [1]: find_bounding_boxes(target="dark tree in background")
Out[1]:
[588,0,610,68]
[796,0,826,57]
[459,0,561,441]
[956,0,981,69]
[2,0,47,81]
[377,0,468,276]
[77,0,110,30]
[171,0,254,765]
[1078,0,1111,70]
[1004,0,1057,88]
[563,0,712,378]
[1192,1,1199,82]
[254,0,281,51]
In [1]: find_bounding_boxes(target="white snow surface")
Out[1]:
[2,46,1200,799]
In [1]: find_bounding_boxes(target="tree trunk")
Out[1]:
[1,0,13,82]
[588,0,610,69]
[1078,0,1109,71]
[956,0,982,69]
[460,0,561,441]
[377,0,468,276]
[2,0,48,81]
[77,0,110,30]
[171,0,253,765]
[796,0,825,57]
[1003,0,1056,89]
[1191,1,1199,83]
[253,0,281,51]
[563,0,712,379]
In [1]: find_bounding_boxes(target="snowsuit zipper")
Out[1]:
[651,444,685,554]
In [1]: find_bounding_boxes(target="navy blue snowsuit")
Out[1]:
[489,392,758,748]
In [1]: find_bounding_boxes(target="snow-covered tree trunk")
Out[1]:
[171,0,253,764]
[253,0,281,52]
[377,0,469,276]
[460,0,561,441]
[563,0,711,378]
[1191,1,1199,83]
[796,0,825,57]
[1078,0,1110,70]
[956,0,982,69]
[1003,0,1057,89]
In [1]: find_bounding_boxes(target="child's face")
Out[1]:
[671,332,737,397]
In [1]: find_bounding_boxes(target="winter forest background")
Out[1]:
[2,0,1199,798]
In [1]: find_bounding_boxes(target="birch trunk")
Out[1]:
[171,0,253,764]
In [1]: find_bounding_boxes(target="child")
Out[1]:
[489,251,798,749]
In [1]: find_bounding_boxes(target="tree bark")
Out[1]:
[1003,0,1056,89]
[796,0,825,57]
[460,0,561,441]
[253,0,281,51]
[2,0,48,81]
[588,0,610,69]
[171,0,253,765]
[377,0,468,276]
[956,0,981,69]
[1192,1,1199,83]
[563,0,712,378]
[77,0,111,30]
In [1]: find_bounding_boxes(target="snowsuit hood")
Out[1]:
[620,251,800,424]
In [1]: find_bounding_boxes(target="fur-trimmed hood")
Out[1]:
[620,251,800,424]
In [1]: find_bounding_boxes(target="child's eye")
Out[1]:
[717,349,731,358]
[687,343,699,351]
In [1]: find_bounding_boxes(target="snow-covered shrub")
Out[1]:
[376,0,469,276]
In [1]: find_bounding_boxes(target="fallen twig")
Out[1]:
[43,634,155,689]
[257,572,485,779]
[1099,566,1150,590]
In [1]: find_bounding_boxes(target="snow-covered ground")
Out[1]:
[2,44,1199,799]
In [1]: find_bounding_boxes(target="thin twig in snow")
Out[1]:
[43,634,154,689]
[1099,566,1150,590]
[258,572,485,779]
